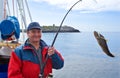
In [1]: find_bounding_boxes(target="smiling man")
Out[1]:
[8,22,64,78]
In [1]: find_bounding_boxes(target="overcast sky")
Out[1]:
[27,0,120,32]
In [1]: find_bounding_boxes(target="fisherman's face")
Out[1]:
[27,29,42,42]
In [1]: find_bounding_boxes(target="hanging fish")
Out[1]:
[94,31,115,57]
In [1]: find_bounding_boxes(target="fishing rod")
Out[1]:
[51,0,82,46]
[40,0,82,78]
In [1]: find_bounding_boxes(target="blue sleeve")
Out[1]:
[51,53,64,69]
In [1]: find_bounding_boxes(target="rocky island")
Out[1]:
[21,25,80,33]
[41,25,80,33]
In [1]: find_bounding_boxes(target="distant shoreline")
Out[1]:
[21,25,80,33]
[42,31,80,33]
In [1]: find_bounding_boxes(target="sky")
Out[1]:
[7,0,120,32]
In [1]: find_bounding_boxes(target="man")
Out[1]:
[8,22,64,78]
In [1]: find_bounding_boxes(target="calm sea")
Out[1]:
[40,32,120,58]
[20,32,120,78]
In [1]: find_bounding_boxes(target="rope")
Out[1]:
[6,0,11,16]
[12,0,15,16]
[16,0,27,29]
[16,0,18,18]
[25,0,33,22]
[3,0,7,19]
[21,0,27,27]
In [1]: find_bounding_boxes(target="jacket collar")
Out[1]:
[23,39,48,50]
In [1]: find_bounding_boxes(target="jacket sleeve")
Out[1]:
[8,51,24,78]
[51,50,64,69]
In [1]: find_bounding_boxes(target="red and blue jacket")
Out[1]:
[8,39,64,78]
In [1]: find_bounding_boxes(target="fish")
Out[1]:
[94,31,115,57]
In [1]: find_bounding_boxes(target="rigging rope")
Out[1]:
[12,0,15,16]
[25,0,33,22]
[21,0,27,27]
[6,0,11,16]
[16,0,27,29]
[3,0,7,19]
[16,0,18,18]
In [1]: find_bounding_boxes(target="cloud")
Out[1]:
[32,0,120,13]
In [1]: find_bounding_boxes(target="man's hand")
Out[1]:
[48,47,55,56]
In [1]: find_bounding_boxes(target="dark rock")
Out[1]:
[20,25,80,33]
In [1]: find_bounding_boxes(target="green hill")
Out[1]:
[21,25,80,33]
